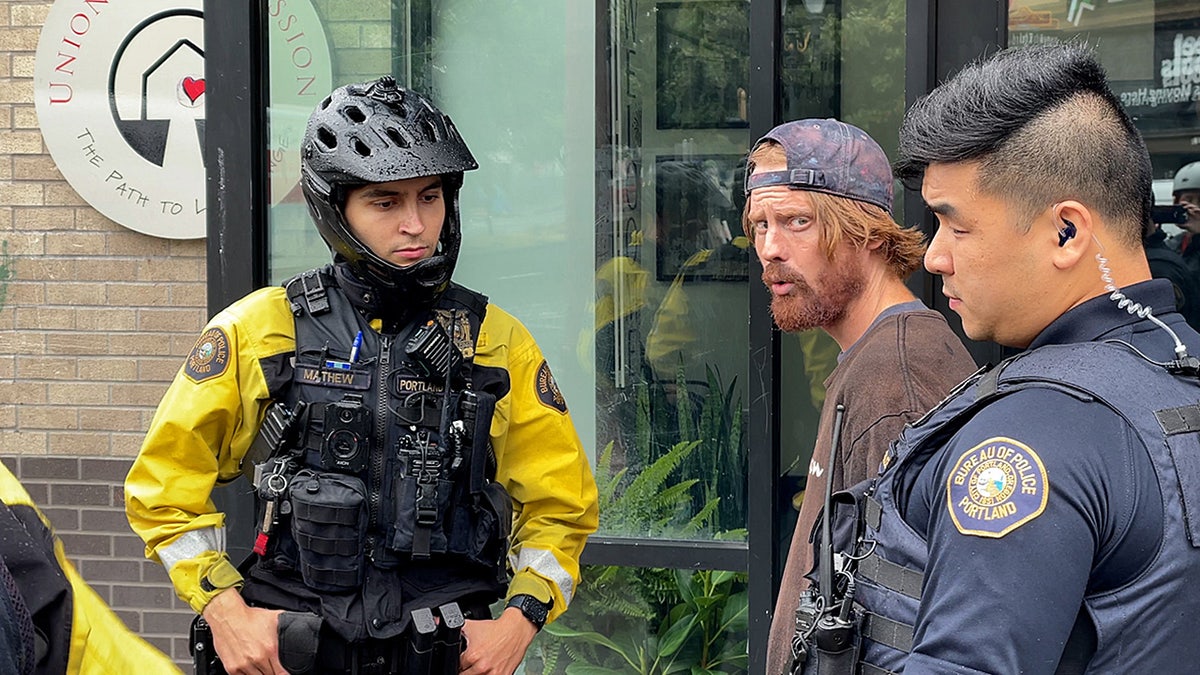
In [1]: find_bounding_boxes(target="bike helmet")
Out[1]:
[301,76,478,299]
[1174,161,1200,196]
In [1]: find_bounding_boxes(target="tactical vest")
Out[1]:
[244,268,511,643]
[850,342,1200,674]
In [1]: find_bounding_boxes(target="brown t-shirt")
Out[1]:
[766,307,977,675]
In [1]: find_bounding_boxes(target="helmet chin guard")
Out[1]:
[301,77,477,301]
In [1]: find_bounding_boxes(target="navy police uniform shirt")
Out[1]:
[893,280,1195,674]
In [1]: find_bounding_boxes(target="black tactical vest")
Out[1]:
[243,268,511,643]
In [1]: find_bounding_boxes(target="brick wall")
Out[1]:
[1,0,203,669]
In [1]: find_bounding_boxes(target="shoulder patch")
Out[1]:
[185,327,231,383]
[535,360,568,414]
[946,436,1048,538]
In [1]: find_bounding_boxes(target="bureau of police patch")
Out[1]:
[946,436,1048,538]
[535,360,568,413]
[185,327,230,383]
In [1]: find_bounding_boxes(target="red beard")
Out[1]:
[761,257,864,333]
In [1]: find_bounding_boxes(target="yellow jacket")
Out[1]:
[0,461,181,674]
[125,285,598,625]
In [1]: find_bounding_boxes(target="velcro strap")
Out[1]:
[860,609,913,653]
[864,497,882,530]
[292,531,361,556]
[412,524,432,559]
[291,501,363,526]
[1156,404,1200,435]
[857,552,923,600]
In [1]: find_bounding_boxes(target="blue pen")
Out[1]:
[350,330,363,363]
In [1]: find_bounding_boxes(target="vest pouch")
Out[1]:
[1160,427,1200,547]
[288,470,367,592]
[448,481,512,569]
[391,476,455,555]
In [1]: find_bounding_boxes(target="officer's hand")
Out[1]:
[1183,201,1200,233]
[458,608,537,675]
[202,588,289,675]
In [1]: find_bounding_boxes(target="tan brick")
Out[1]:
[0,430,49,455]
[13,306,73,330]
[46,332,108,356]
[137,358,181,382]
[44,231,106,255]
[0,130,41,154]
[75,307,136,331]
[74,259,136,283]
[0,356,16,379]
[107,333,177,357]
[0,182,42,205]
[76,357,137,381]
[19,257,74,280]
[0,27,38,50]
[10,4,52,27]
[107,231,170,256]
[42,182,86,206]
[78,408,145,432]
[0,405,16,429]
[3,232,46,256]
[6,281,45,305]
[138,308,204,332]
[12,155,63,181]
[0,310,15,332]
[10,54,34,78]
[11,105,36,130]
[46,381,108,405]
[167,282,205,308]
[73,208,117,232]
[17,355,76,379]
[13,206,74,230]
[169,333,201,357]
[168,238,205,257]
[44,281,107,305]
[137,258,204,283]
[2,331,44,356]
[19,405,79,430]
[0,159,11,181]
[49,431,109,456]
[106,283,169,307]
[110,433,144,457]
[361,23,392,49]
[0,79,33,104]
[0,381,47,405]
[328,23,361,48]
[110,383,167,407]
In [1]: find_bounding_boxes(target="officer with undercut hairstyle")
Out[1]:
[793,42,1200,675]
[126,77,598,675]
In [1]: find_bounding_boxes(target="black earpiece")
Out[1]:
[1058,217,1077,247]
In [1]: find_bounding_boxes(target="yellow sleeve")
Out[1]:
[124,287,296,614]
[478,305,599,624]
[0,463,181,674]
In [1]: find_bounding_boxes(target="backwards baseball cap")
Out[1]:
[744,118,894,213]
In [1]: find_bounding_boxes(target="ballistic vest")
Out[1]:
[851,342,1200,674]
[245,268,510,643]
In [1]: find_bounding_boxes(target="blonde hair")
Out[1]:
[744,141,926,279]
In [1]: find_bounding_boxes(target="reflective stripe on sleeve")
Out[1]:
[512,547,575,605]
[156,527,225,572]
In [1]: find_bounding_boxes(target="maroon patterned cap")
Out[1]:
[744,118,894,212]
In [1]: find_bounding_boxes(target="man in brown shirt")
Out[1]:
[743,119,977,674]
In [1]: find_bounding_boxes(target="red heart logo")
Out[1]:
[182,77,206,103]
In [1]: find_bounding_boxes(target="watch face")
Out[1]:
[510,595,549,627]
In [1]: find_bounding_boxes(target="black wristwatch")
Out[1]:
[506,594,551,630]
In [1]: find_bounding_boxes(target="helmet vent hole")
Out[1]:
[385,127,410,149]
[352,137,371,157]
[344,105,366,123]
[319,96,332,110]
[421,119,439,143]
[317,126,337,149]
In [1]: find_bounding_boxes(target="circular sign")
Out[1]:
[34,2,207,239]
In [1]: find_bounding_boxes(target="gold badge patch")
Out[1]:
[535,360,568,413]
[185,327,230,383]
[433,309,475,359]
[947,436,1048,538]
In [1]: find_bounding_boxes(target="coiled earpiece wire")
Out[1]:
[1092,234,1200,375]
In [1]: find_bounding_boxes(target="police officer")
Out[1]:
[1,461,181,674]
[125,77,599,675]
[792,43,1200,674]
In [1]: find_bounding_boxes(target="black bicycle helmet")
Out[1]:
[300,76,478,300]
